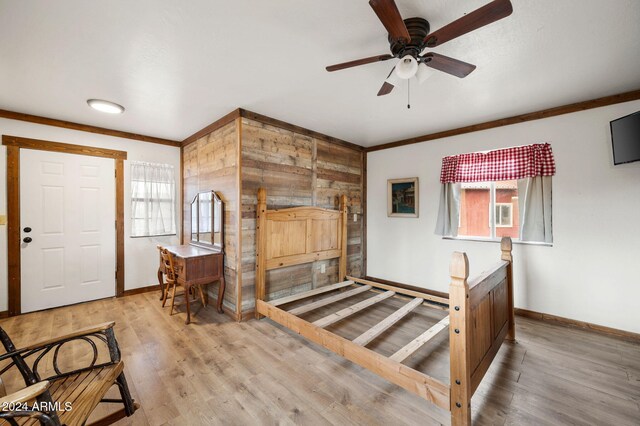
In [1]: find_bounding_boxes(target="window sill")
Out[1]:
[442,236,552,247]
[130,233,177,239]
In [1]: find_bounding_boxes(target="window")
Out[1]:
[131,161,176,237]
[459,182,491,238]
[458,180,519,239]
[495,203,513,227]
[437,144,555,243]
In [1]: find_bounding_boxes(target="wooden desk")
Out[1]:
[157,244,225,323]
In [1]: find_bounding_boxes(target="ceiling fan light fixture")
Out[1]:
[395,55,418,79]
[87,99,125,114]
[415,63,434,85]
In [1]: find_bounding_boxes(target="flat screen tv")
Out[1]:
[610,110,640,165]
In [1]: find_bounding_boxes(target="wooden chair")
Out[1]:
[158,247,206,318]
[158,245,174,308]
[0,322,138,426]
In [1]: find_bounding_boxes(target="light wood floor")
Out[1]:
[1,291,639,425]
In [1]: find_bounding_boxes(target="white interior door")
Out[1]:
[20,149,116,313]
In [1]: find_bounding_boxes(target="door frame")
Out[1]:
[2,135,127,316]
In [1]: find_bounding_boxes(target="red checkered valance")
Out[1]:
[440,143,556,183]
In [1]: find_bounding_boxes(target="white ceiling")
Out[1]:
[1,0,639,147]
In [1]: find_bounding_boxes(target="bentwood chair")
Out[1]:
[0,322,138,425]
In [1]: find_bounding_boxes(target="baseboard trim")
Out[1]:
[124,285,238,321]
[222,304,240,321]
[515,308,640,342]
[203,287,240,321]
[239,309,255,322]
[122,284,159,297]
[0,311,8,319]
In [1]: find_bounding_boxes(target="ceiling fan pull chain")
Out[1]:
[407,78,411,109]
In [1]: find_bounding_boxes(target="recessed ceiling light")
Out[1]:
[87,99,125,114]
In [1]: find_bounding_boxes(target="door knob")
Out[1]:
[23,237,32,243]
[23,227,32,233]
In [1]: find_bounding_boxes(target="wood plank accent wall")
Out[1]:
[182,121,239,312]
[182,111,364,320]
[239,118,364,313]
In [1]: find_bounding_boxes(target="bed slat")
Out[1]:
[288,285,372,316]
[348,276,449,306]
[353,297,424,346]
[269,280,354,307]
[313,291,395,328]
[390,316,450,363]
[256,299,451,410]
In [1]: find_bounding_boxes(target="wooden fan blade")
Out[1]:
[377,66,396,96]
[369,0,411,42]
[377,82,395,96]
[424,0,513,48]
[326,54,394,72]
[422,53,476,78]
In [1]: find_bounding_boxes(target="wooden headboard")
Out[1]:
[255,188,347,318]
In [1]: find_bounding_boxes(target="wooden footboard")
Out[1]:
[449,237,514,426]
[254,187,515,425]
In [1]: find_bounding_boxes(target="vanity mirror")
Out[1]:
[190,191,224,251]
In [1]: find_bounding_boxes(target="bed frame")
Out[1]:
[254,188,515,426]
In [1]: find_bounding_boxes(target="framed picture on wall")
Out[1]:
[388,177,419,218]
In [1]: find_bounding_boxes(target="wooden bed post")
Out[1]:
[449,252,472,426]
[339,194,348,281]
[255,188,267,319]
[501,237,515,341]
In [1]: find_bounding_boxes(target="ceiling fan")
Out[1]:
[326,0,513,96]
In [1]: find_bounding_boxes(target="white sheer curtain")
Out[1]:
[434,183,460,237]
[517,176,553,243]
[131,161,176,237]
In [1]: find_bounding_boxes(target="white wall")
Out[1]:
[367,100,640,334]
[0,118,181,312]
